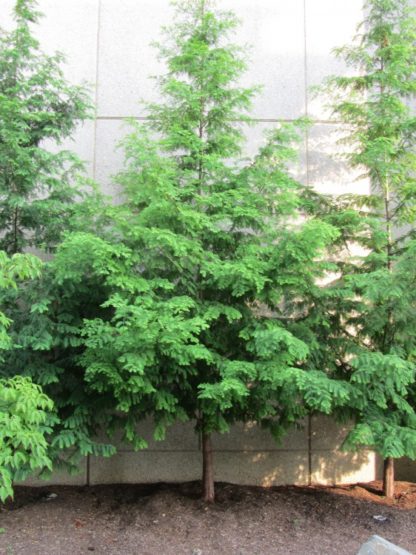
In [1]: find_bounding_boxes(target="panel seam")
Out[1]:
[91,0,102,182]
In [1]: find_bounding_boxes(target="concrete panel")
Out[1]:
[36,0,99,86]
[42,120,96,178]
[99,420,198,452]
[94,118,127,198]
[305,0,365,120]
[97,0,306,120]
[212,421,308,452]
[20,457,87,487]
[395,458,416,483]
[1,0,15,28]
[308,123,371,195]
[222,0,306,120]
[213,450,309,486]
[311,450,377,485]
[97,0,174,118]
[67,120,96,178]
[311,414,352,451]
[2,0,99,85]
[90,451,202,484]
[95,118,307,200]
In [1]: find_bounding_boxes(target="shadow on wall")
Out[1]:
[393,457,416,483]
[211,420,307,487]
[310,415,380,486]
[238,451,309,488]
[88,420,310,486]
[210,419,378,487]
[307,124,371,196]
[311,450,379,486]
[20,419,386,487]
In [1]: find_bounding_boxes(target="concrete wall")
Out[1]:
[89,416,379,487]
[0,0,371,198]
[3,0,413,485]
[22,416,380,488]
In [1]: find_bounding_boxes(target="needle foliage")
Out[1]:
[0,0,115,473]
[53,0,342,500]
[310,0,416,497]
[0,0,92,254]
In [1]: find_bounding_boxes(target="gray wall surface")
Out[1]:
[3,0,412,485]
[23,416,380,488]
[1,0,371,198]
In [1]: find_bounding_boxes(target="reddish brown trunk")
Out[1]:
[202,431,215,503]
[383,457,395,499]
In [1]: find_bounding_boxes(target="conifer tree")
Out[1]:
[312,0,416,498]
[0,0,114,471]
[55,0,340,501]
[0,0,92,254]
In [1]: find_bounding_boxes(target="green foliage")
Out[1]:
[0,251,41,351]
[0,0,115,471]
[0,376,53,502]
[0,251,54,502]
[1,256,117,468]
[0,0,93,254]
[326,0,416,227]
[310,0,416,467]
[53,0,339,459]
[6,0,416,494]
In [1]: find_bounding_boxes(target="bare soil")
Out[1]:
[1,481,415,555]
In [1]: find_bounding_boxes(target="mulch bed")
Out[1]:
[1,480,415,554]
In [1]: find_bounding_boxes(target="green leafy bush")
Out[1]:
[0,251,54,502]
[0,376,53,502]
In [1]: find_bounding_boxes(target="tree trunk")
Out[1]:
[202,431,215,503]
[383,457,395,499]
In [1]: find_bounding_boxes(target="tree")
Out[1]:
[0,0,92,254]
[0,251,54,502]
[0,0,115,471]
[313,0,416,498]
[1,254,117,472]
[55,0,340,501]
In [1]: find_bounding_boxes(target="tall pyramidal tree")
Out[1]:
[55,0,340,501]
[0,0,92,254]
[313,0,416,498]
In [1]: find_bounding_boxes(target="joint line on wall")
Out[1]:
[95,115,343,125]
[92,0,102,181]
[303,0,310,189]
[308,415,312,486]
[86,454,91,487]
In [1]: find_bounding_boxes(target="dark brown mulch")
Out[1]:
[1,481,415,555]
